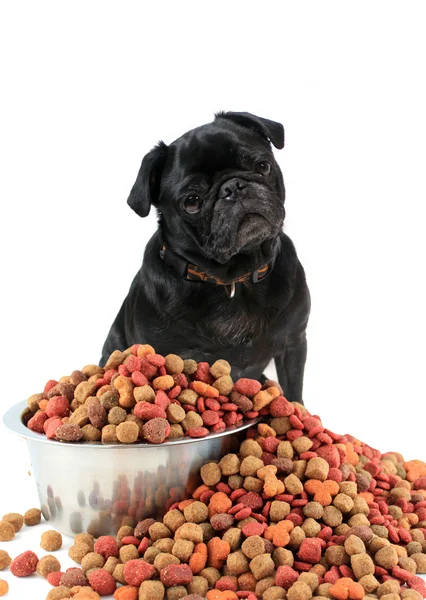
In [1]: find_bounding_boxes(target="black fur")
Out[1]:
[101,112,310,402]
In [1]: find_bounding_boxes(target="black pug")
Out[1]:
[101,112,310,403]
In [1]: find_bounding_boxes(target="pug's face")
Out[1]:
[128,112,286,265]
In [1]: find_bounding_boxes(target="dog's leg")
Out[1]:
[274,332,307,404]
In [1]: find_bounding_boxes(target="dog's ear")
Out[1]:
[215,111,284,149]
[127,141,168,217]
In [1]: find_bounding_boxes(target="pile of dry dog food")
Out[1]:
[2,380,426,599]
[24,345,277,444]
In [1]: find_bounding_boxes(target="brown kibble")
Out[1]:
[134,385,156,403]
[108,406,127,425]
[81,552,105,574]
[81,424,102,441]
[333,493,354,513]
[301,519,320,538]
[119,544,139,563]
[36,554,61,578]
[175,523,203,543]
[153,538,174,553]
[344,535,366,555]
[2,512,24,532]
[284,474,304,495]
[298,572,319,592]
[69,543,92,563]
[24,507,42,526]
[149,522,172,541]
[178,390,198,406]
[239,439,263,459]
[163,510,186,533]
[0,521,15,541]
[401,592,424,600]
[358,574,380,593]
[223,528,242,551]
[165,354,185,374]
[273,547,294,568]
[41,530,62,551]
[375,546,399,569]
[350,552,375,578]
[0,550,11,570]
[213,375,234,395]
[240,456,265,477]
[292,436,314,455]
[303,502,324,520]
[167,404,186,424]
[377,580,401,598]
[263,586,287,600]
[322,506,343,528]
[139,580,166,600]
[270,500,291,522]
[112,563,126,584]
[200,462,222,486]
[398,556,417,574]
[304,457,330,481]
[411,552,426,573]
[116,421,139,443]
[226,550,250,576]
[188,575,209,596]
[255,577,276,596]
[181,411,203,431]
[324,545,349,566]
[154,551,180,571]
[102,424,118,443]
[241,536,266,559]
[103,556,120,574]
[219,454,240,476]
[46,585,71,600]
[210,359,231,379]
[172,539,194,562]
[287,581,313,600]
[168,424,185,439]
[249,553,275,580]
[183,501,209,524]
[167,586,188,600]
[183,359,198,375]
[199,567,221,587]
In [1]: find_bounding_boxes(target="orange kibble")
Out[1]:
[194,543,208,557]
[113,586,139,600]
[39,399,49,411]
[304,479,340,506]
[222,592,238,600]
[192,381,219,398]
[345,443,359,466]
[358,491,375,504]
[206,591,225,600]
[192,484,211,499]
[207,537,231,568]
[404,459,426,482]
[189,552,207,573]
[208,492,233,517]
[178,499,195,511]
[329,577,365,600]
[271,519,294,547]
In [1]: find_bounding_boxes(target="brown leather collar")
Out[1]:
[160,244,273,298]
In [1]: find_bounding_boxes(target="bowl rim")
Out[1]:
[3,400,260,449]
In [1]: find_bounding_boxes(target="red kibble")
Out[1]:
[211,421,226,433]
[94,536,119,559]
[235,507,252,520]
[275,565,299,589]
[223,411,238,427]
[241,521,266,537]
[89,568,116,595]
[10,551,39,577]
[44,380,58,393]
[194,362,215,384]
[160,563,193,586]
[124,559,156,586]
[205,398,221,411]
[168,386,181,399]
[187,427,210,438]
[131,371,149,386]
[146,353,166,367]
[27,411,49,433]
[233,378,262,398]
[47,571,65,586]
[45,396,70,418]
[134,402,166,420]
[270,396,294,417]
[120,536,141,547]
[155,390,171,411]
[298,538,322,564]
[202,410,220,426]
[216,576,238,591]
[118,364,131,377]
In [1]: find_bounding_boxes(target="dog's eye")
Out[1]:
[183,195,202,214]
[255,161,272,176]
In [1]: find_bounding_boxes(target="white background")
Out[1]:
[0,2,425,598]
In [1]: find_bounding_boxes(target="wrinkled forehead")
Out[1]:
[167,124,271,179]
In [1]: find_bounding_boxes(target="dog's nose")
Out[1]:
[219,178,247,200]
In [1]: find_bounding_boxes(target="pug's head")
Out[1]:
[127,112,285,268]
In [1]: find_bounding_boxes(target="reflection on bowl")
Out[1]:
[3,401,259,536]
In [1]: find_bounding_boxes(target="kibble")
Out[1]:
[41,530,63,551]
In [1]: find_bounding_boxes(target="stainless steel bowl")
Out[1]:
[3,401,258,537]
